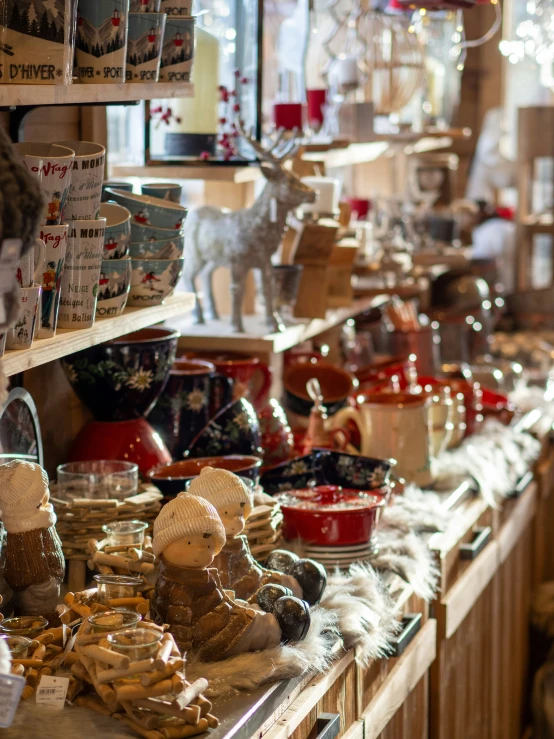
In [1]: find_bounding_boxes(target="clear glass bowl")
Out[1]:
[108,628,162,661]
[57,460,139,500]
[101,520,148,548]
[87,609,141,633]
[0,635,32,658]
[94,574,144,604]
[0,616,48,638]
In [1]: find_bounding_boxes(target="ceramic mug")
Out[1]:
[159,16,195,83]
[140,183,182,203]
[96,256,132,318]
[160,0,193,14]
[130,0,161,9]
[55,141,106,221]
[76,0,130,84]
[149,359,234,458]
[58,218,107,329]
[0,0,75,85]
[14,143,75,225]
[331,393,433,488]
[37,225,69,338]
[126,13,166,83]
[100,202,131,259]
[182,351,273,412]
[16,239,46,288]
[7,285,42,351]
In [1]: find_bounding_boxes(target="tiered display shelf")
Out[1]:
[111,163,261,183]
[0,83,194,108]
[171,296,386,354]
[2,292,195,377]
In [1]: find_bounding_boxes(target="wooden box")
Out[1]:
[327,240,359,308]
[292,220,338,319]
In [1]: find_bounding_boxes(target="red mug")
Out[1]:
[180,351,272,411]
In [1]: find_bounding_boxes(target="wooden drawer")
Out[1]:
[262,651,357,739]
[359,619,437,739]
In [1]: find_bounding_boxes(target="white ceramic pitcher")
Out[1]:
[331,393,434,488]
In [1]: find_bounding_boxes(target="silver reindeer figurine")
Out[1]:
[182,127,316,333]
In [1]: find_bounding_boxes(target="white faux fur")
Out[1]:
[2,505,56,535]
[0,636,10,676]
[187,606,339,698]
[321,562,399,666]
[434,419,541,505]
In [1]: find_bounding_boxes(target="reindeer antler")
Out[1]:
[235,119,303,166]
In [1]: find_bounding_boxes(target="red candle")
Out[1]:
[306,89,327,130]
[273,102,304,131]
[347,197,371,221]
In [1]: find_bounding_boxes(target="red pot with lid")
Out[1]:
[276,485,387,546]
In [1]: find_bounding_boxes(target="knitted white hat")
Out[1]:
[187,467,253,511]
[0,460,49,522]
[153,492,226,557]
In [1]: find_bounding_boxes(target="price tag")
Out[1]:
[0,673,25,728]
[35,676,69,710]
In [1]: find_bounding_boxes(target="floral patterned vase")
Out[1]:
[148,359,233,458]
[61,327,179,422]
[258,399,294,471]
[186,398,262,458]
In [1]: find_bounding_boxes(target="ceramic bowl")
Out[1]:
[315,450,396,491]
[106,188,188,230]
[141,182,182,203]
[102,181,133,201]
[277,485,386,546]
[259,398,294,471]
[355,355,415,390]
[259,453,321,494]
[130,237,185,260]
[96,257,132,319]
[147,455,262,498]
[283,361,357,417]
[128,257,184,307]
[186,398,262,458]
[131,221,185,242]
[61,326,179,422]
[100,202,131,259]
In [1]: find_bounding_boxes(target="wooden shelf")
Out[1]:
[2,292,195,377]
[110,163,261,183]
[0,82,193,108]
[520,214,554,234]
[171,296,387,354]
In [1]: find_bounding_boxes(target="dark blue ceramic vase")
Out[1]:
[148,359,233,458]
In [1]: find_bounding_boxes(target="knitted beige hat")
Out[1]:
[153,492,226,557]
[0,460,49,521]
[187,467,253,511]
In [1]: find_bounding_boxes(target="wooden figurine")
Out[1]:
[150,493,310,661]
[188,467,326,605]
[182,127,316,333]
[0,460,64,618]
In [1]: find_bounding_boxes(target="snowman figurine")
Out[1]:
[0,460,64,618]
[188,467,327,606]
[150,492,311,661]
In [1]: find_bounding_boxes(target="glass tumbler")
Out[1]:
[57,460,139,500]
[102,520,148,548]
[1,635,32,658]
[87,609,142,634]
[107,628,162,682]
[94,574,144,605]
[0,616,48,638]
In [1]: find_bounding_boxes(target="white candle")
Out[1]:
[300,176,341,215]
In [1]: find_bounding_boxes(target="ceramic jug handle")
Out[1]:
[329,407,368,452]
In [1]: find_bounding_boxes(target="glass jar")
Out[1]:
[57,460,139,501]
[1,635,32,658]
[101,520,149,548]
[87,610,142,634]
[0,616,48,638]
[94,575,144,605]
[107,629,162,682]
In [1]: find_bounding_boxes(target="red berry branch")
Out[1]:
[150,105,182,128]
[200,70,250,162]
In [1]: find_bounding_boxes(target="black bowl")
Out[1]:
[185,398,262,458]
[315,450,396,490]
[260,453,322,494]
[61,327,179,422]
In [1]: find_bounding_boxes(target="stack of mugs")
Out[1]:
[75,0,195,85]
